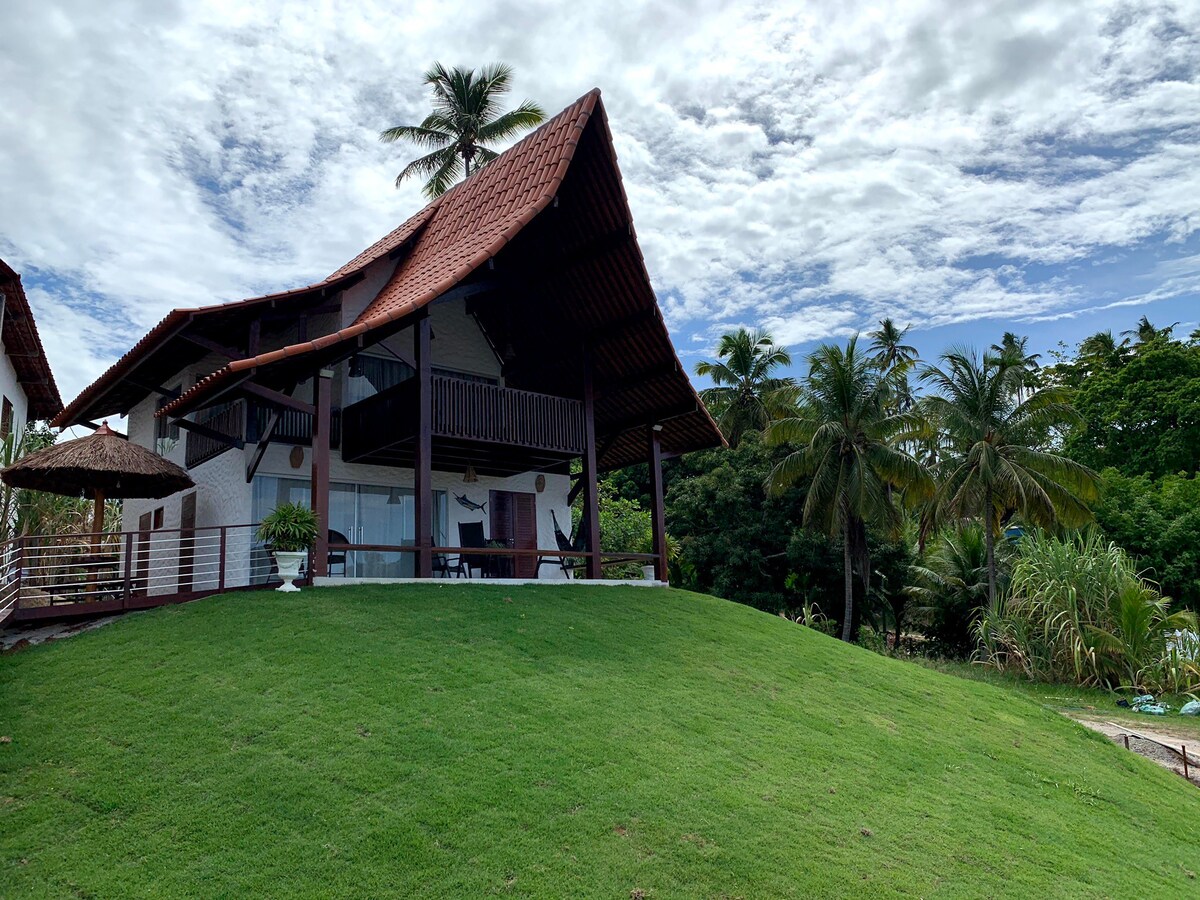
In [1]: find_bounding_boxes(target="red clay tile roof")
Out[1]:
[0,260,63,421]
[64,87,723,465]
[159,89,601,420]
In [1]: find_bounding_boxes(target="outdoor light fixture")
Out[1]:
[463,464,478,484]
[652,423,664,432]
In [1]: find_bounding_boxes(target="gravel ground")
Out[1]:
[1072,716,1200,785]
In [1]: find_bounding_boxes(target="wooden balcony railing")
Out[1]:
[185,401,245,469]
[342,375,585,462]
[246,402,341,449]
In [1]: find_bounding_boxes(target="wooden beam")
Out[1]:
[648,426,667,583]
[175,418,244,449]
[242,382,315,415]
[127,379,180,400]
[581,347,602,580]
[599,399,698,441]
[414,315,433,578]
[310,369,332,578]
[245,409,280,483]
[596,362,681,398]
[180,332,241,360]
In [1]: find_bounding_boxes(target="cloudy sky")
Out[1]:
[2,0,1198,412]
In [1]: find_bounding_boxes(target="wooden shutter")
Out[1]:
[489,490,513,544]
[179,493,196,592]
[513,493,537,578]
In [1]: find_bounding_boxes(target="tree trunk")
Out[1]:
[985,484,997,610]
[841,519,854,642]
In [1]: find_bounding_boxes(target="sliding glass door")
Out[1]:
[252,476,446,578]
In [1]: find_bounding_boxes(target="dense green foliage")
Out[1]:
[1091,468,1200,611]
[907,524,1000,658]
[3,585,1198,896]
[976,532,1198,692]
[380,63,545,198]
[1058,336,1200,479]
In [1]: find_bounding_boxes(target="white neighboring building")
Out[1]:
[0,259,63,439]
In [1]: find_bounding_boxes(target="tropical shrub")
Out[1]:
[974,531,1198,691]
[908,524,1001,658]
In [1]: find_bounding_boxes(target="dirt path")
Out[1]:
[1069,714,1200,785]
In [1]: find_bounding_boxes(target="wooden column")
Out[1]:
[582,349,602,580]
[648,425,667,583]
[310,369,332,577]
[414,315,433,578]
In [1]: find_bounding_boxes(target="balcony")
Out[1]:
[184,399,342,469]
[342,374,585,476]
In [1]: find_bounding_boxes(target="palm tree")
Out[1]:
[990,332,1040,402]
[1122,315,1178,345]
[920,347,1099,609]
[380,63,545,199]
[766,338,932,641]
[1078,330,1130,372]
[868,318,919,414]
[867,318,919,375]
[695,328,795,446]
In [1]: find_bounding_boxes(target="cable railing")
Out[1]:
[0,524,666,623]
[0,523,285,621]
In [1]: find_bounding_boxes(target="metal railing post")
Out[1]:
[14,535,23,610]
[218,526,227,592]
[122,532,134,608]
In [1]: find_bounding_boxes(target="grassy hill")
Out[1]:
[2,585,1196,897]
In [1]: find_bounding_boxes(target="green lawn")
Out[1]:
[2,585,1197,897]
[914,657,1200,739]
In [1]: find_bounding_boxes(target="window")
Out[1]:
[0,396,12,441]
[251,475,447,579]
[155,385,181,454]
[345,354,414,404]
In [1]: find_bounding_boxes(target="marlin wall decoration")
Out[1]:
[454,493,488,513]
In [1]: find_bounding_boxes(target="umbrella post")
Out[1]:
[92,488,105,549]
[87,488,106,597]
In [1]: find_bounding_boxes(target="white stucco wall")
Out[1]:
[0,346,30,440]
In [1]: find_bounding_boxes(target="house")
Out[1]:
[52,89,724,589]
[0,260,63,438]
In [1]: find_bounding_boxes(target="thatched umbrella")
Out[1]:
[0,421,193,544]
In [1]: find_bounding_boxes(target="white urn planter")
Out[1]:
[272,551,308,592]
[642,564,657,582]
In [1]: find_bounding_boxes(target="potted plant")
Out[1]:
[257,502,318,592]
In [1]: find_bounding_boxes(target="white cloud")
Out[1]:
[0,0,1197,403]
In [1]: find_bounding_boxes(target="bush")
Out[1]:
[258,503,318,552]
[974,531,1199,692]
[907,525,999,658]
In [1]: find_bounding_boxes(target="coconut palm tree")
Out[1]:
[766,338,932,641]
[380,63,545,199]
[1078,330,1130,373]
[695,328,795,446]
[868,318,919,415]
[920,347,1099,609]
[1122,315,1178,345]
[990,332,1040,402]
[867,318,919,375]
